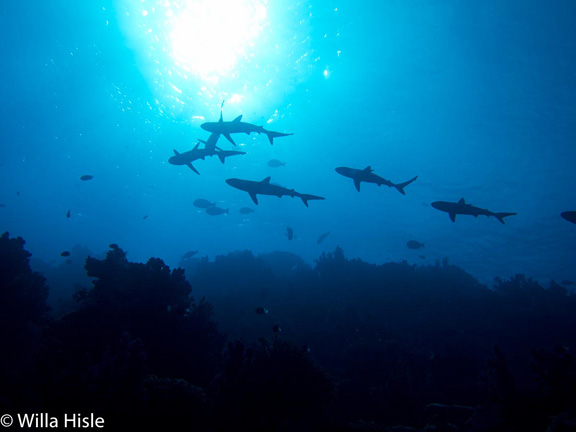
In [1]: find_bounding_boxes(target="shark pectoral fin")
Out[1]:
[232,115,243,122]
[193,142,200,150]
[186,163,200,175]
[218,154,226,164]
[249,192,259,205]
[449,213,456,223]
[353,179,362,192]
[223,133,236,146]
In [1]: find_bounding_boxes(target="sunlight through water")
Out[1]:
[116,0,314,119]
[170,0,267,78]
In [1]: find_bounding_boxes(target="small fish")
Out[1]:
[194,199,216,209]
[66,209,71,218]
[419,255,426,260]
[317,231,330,244]
[239,207,255,215]
[60,251,71,257]
[561,280,575,286]
[272,325,282,333]
[182,250,198,259]
[80,175,93,181]
[0,203,5,208]
[407,240,425,249]
[255,307,269,315]
[267,159,286,168]
[206,206,229,216]
[142,215,148,220]
[286,227,293,240]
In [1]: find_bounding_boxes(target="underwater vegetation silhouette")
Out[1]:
[4,232,576,430]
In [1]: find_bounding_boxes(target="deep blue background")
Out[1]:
[1,0,576,286]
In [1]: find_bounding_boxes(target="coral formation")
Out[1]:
[2,234,576,431]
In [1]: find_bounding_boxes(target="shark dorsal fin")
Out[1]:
[261,176,271,184]
[173,149,180,155]
[458,198,466,205]
[193,142,200,150]
[219,100,225,122]
[363,166,373,172]
[232,115,243,122]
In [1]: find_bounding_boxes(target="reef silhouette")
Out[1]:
[2,232,576,431]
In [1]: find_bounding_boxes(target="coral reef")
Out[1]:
[0,232,49,410]
[2,235,576,431]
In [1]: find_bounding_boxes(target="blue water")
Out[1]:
[2,0,576,286]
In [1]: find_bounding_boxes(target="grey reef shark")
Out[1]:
[198,132,221,152]
[201,102,293,146]
[335,166,418,195]
[431,198,517,224]
[169,142,245,174]
[225,176,325,207]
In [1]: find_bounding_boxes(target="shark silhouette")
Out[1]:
[201,103,293,146]
[431,199,516,224]
[225,177,325,207]
[198,132,221,152]
[169,142,245,174]
[335,166,418,195]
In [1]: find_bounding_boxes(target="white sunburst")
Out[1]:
[168,0,268,80]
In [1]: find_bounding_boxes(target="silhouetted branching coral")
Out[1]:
[3,235,576,431]
[39,244,225,424]
[0,232,49,410]
[83,246,191,313]
[0,232,49,326]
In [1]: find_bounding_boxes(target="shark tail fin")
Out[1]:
[265,131,294,145]
[494,212,517,224]
[298,193,325,207]
[394,176,418,195]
